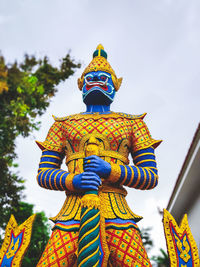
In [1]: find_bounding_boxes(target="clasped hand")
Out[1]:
[72,155,111,191]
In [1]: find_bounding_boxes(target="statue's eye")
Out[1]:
[100,75,107,81]
[86,76,92,81]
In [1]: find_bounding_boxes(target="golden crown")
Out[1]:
[78,44,122,91]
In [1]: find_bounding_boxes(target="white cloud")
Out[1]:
[0,15,13,24]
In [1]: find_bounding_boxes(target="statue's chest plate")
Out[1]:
[63,117,132,152]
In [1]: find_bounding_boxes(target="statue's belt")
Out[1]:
[66,150,129,165]
[66,183,128,196]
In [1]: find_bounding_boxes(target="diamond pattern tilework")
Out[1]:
[131,119,155,152]
[37,227,151,266]
[63,117,132,152]
[40,113,158,155]
[107,228,151,267]
[37,230,78,267]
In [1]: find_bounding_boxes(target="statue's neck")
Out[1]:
[85,104,111,114]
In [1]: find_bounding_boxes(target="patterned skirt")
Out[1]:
[37,225,151,267]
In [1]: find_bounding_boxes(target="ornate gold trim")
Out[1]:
[35,140,64,153]
[53,112,147,122]
[99,184,127,196]
[66,152,85,163]
[99,191,142,221]
[81,194,100,209]
[134,139,162,152]
[79,133,110,151]
[107,163,122,183]
[66,150,129,165]
[65,133,129,174]
[163,209,200,266]
[0,214,36,266]
[65,173,75,191]
[50,194,82,222]
[50,184,141,222]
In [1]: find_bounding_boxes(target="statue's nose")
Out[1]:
[92,75,99,81]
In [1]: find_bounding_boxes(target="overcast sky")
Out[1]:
[1,0,200,256]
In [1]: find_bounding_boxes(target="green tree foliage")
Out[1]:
[12,202,51,267]
[140,227,153,252]
[140,228,170,266]
[151,248,170,266]
[0,52,80,232]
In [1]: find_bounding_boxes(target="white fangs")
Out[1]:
[85,78,108,87]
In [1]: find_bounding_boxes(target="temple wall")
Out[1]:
[187,194,200,252]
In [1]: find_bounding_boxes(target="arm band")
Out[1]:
[37,150,75,191]
[108,147,158,190]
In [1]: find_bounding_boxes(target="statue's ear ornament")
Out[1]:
[77,77,84,91]
[112,76,123,91]
[77,44,123,91]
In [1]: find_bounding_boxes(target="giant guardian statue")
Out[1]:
[36,44,161,267]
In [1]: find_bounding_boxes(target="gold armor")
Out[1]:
[36,111,161,223]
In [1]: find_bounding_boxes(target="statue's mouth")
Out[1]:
[83,77,115,104]
[85,79,108,91]
[83,87,113,105]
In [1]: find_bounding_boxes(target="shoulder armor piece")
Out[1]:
[52,114,71,122]
[116,112,147,120]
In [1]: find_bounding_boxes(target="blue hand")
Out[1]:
[84,155,111,178]
[73,172,101,191]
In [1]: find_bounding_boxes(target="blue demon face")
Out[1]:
[82,71,116,105]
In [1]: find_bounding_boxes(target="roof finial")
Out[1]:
[93,44,107,59]
[96,44,104,50]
